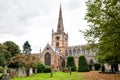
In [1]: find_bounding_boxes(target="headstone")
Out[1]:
[18,68,26,77]
[29,68,33,76]
[9,69,16,80]
[1,74,9,80]
[3,66,7,74]
[34,68,37,74]
[92,66,95,71]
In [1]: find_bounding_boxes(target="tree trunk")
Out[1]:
[101,64,105,72]
[3,66,7,74]
[26,68,30,76]
[111,64,118,72]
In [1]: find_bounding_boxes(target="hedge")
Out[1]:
[78,56,89,72]
[94,63,101,70]
[37,63,45,73]
[43,66,51,73]
[88,64,93,71]
[66,56,76,71]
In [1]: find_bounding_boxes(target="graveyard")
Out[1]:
[0,71,120,80]
[0,0,120,80]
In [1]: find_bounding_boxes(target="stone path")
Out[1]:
[84,71,120,80]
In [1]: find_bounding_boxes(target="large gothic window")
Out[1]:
[45,52,51,66]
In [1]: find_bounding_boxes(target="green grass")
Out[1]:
[14,72,84,80]
[0,73,2,76]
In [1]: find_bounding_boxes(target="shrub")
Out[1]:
[101,65,105,72]
[0,66,3,73]
[62,67,69,72]
[88,64,93,71]
[37,63,45,73]
[71,66,76,71]
[66,56,76,71]
[78,56,89,72]
[43,66,51,73]
[94,63,101,70]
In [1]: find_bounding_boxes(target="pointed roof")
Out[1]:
[57,4,64,33]
[42,44,61,55]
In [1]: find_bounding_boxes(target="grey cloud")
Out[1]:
[0,0,56,36]
[62,0,85,10]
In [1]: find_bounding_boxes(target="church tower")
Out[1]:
[52,4,68,56]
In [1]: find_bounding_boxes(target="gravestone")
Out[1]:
[3,66,7,74]
[29,68,33,76]
[34,68,37,74]
[9,69,16,80]
[18,68,26,77]
[1,74,9,80]
[92,66,95,71]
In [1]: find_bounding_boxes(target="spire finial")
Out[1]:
[57,3,64,33]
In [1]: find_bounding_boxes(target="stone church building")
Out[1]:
[39,5,95,70]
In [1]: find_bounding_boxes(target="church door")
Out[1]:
[45,52,51,66]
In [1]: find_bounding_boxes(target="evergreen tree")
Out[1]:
[78,56,89,72]
[66,56,76,71]
[23,41,32,54]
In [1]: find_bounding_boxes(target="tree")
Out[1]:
[3,41,21,57]
[84,0,120,72]
[23,41,32,54]
[78,56,89,72]
[8,54,39,76]
[66,56,76,71]
[0,43,10,67]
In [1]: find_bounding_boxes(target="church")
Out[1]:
[39,5,95,70]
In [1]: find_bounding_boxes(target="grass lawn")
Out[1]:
[0,73,2,76]
[14,72,84,80]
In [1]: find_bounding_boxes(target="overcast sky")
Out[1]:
[0,0,88,53]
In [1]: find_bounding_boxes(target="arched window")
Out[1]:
[56,42,59,47]
[65,50,68,56]
[69,50,72,56]
[73,49,76,56]
[45,52,51,66]
[62,59,65,67]
[77,49,80,55]
[89,59,94,64]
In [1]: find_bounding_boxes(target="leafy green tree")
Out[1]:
[66,56,76,71]
[3,41,21,57]
[84,0,120,72]
[23,41,32,54]
[78,56,89,72]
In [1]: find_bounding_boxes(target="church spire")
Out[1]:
[57,4,64,33]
